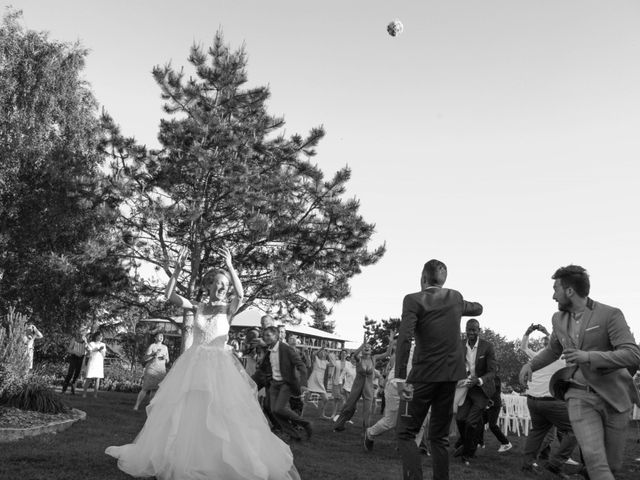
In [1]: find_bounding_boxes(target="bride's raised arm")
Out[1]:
[165,247,195,310]
[220,246,244,316]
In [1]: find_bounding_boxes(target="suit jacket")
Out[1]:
[530,298,640,412]
[255,341,308,396]
[395,287,483,383]
[461,337,496,398]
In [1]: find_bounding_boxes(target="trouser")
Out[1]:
[567,392,629,480]
[368,380,400,437]
[335,373,373,429]
[61,355,84,392]
[479,406,509,445]
[456,386,489,457]
[397,381,456,480]
[523,397,577,469]
[269,380,309,437]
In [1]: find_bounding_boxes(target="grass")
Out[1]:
[0,390,639,480]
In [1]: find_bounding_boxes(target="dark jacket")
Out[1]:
[254,341,308,396]
[395,287,483,383]
[461,337,497,398]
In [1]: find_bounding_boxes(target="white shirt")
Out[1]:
[269,341,283,381]
[465,341,478,378]
[527,359,566,398]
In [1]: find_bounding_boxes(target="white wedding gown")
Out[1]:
[106,304,301,480]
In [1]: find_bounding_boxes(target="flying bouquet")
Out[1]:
[387,19,404,37]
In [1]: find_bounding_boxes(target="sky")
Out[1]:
[6,0,640,343]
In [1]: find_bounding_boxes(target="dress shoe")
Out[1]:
[333,425,345,432]
[461,456,471,466]
[363,430,374,452]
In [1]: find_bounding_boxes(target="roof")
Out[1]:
[142,307,352,342]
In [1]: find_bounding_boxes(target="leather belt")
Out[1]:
[526,395,556,401]
[567,383,595,393]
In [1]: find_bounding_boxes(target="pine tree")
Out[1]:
[104,33,385,345]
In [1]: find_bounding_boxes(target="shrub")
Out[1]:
[1,374,71,414]
[0,306,30,398]
[32,362,68,387]
[101,361,143,393]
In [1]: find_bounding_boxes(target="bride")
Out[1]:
[106,247,301,480]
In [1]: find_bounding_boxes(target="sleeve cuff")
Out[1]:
[478,378,483,386]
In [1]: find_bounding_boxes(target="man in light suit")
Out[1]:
[454,319,496,464]
[520,265,640,480]
[257,326,312,441]
[395,259,483,480]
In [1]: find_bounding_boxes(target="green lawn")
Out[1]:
[1,390,639,480]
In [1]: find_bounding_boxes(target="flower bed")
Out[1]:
[0,406,86,442]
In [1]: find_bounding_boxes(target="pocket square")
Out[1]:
[479,355,485,359]
[585,325,600,332]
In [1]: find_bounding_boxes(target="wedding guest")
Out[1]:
[477,371,512,453]
[278,325,287,343]
[61,328,88,394]
[519,323,577,476]
[454,318,496,465]
[23,322,43,370]
[83,331,106,398]
[257,326,312,441]
[304,347,333,418]
[520,265,640,480]
[333,337,392,432]
[395,259,483,480]
[134,333,170,411]
[327,350,348,419]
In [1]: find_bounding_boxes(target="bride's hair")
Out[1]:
[202,268,231,285]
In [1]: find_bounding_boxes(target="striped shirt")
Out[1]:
[67,339,86,357]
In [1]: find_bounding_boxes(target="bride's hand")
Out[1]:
[218,246,233,268]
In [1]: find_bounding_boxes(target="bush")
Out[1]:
[0,306,30,398]
[101,361,143,393]
[33,362,68,387]
[1,374,71,414]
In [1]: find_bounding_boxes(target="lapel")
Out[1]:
[278,342,287,374]
[577,298,596,349]
[474,339,484,370]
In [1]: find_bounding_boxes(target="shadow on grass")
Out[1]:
[1,390,639,480]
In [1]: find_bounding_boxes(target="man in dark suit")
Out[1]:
[454,318,496,464]
[520,265,640,480]
[395,259,483,480]
[257,326,312,441]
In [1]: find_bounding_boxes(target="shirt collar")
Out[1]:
[466,340,478,350]
[269,341,280,353]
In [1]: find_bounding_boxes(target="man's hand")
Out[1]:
[562,348,589,365]
[466,376,480,387]
[519,363,533,386]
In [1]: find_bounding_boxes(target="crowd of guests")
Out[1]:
[20,258,640,480]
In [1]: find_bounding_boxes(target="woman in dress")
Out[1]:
[133,332,170,411]
[106,247,300,480]
[327,350,348,419]
[304,347,333,418]
[83,331,106,398]
[333,338,393,432]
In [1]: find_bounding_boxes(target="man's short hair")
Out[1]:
[263,326,279,336]
[466,318,480,328]
[422,259,447,285]
[552,265,590,298]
